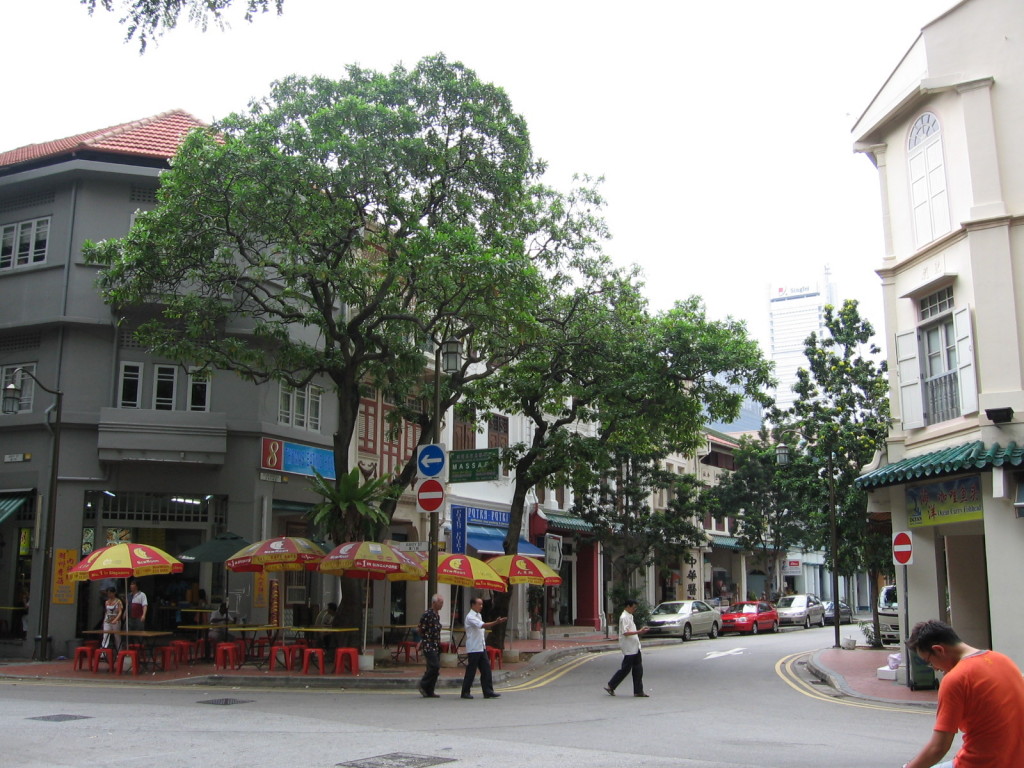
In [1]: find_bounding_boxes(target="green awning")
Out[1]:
[709,535,743,551]
[856,441,1024,489]
[544,511,593,533]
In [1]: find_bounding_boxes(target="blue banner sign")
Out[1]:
[261,437,335,480]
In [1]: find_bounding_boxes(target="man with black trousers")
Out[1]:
[460,596,506,699]
[605,599,649,697]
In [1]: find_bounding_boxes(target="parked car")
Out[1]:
[645,600,721,641]
[720,601,779,635]
[776,594,826,628]
[822,600,853,624]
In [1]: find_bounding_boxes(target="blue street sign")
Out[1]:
[451,505,466,554]
[417,444,447,478]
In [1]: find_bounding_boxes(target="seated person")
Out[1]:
[207,601,235,645]
[314,602,338,650]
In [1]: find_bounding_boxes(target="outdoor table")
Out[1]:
[230,625,282,669]
[82,629,173,671]
[176,623,247,661]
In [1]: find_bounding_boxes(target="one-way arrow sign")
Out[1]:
[417,444,446,478]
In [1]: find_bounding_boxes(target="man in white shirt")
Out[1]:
[605,599,649,697]
[127,580,148,631]
[460,596,507,699]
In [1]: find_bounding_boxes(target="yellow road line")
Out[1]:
[775,652,930,715]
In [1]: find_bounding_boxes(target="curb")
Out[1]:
[806,649,937,710]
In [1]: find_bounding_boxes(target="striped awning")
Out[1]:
[856,441,1024,490]
[0,494,30,526]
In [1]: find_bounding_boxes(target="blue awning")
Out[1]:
[466,524,544,556]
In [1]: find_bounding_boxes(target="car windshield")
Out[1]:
[777,597,800,608]
[652,603,686,615]
[728,604,758,614]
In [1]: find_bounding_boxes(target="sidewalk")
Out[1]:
[0,628,620,689]
[807,646,938,708]
[0,632,940,708]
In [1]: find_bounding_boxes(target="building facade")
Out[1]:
[0,112,603,656]
[853,0,1024,666]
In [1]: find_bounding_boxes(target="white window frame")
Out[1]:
[1,217,50,271]
[118,362,143,409]
[187,368,211,412]
[279,382,322,431]
[1,363,36,412]
[908,113,951,247]
[896,289,977,429]
[153,365,177,410]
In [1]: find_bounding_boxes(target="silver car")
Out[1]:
[776,594,826,629]
[644,600,721,641]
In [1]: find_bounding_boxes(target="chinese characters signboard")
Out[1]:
[449,449,500,483]
[906,475,983,527]
[52,548,78,605]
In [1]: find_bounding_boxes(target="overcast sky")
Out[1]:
[2,0,958,351]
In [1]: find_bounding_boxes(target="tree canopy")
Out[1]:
[82,0,282,50]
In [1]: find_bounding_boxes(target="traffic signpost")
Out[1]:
[892,530,913,566]
[449,448,499,483]
[417,444,447,478]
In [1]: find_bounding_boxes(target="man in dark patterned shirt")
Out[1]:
[417,593,444,698]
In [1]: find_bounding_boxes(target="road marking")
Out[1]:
[704,647,745,659]
[774,652,931,715]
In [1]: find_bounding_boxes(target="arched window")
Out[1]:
[907,112,951,246]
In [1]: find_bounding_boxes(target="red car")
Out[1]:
[720,601,779,635]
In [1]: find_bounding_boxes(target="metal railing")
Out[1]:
[924,370,960,425]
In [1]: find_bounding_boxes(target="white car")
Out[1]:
[776,594,826,628]
[644,600,721,641]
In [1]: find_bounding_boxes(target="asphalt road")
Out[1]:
[2,625,938,768]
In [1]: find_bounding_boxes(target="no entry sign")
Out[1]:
[416,478,446,514]
[892,530,914,566]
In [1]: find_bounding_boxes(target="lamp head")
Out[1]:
[775,442,791,466]
[441,338,462,374]
[2,381,22,414]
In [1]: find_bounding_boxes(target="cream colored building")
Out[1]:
[853,0,1024,666]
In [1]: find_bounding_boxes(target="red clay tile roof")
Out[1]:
[0,109,207,170]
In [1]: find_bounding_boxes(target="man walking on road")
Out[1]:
[417,594,443,698]
[605,599,649,697]
[903,619,1024,768]
[460,596,506,699]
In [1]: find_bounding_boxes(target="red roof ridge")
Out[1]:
[0,109,208,170]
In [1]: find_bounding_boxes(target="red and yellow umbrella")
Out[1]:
[486,555,562,586]
[225,536,325,573]
[319,541,424,580]
[430,553,507,592]
[68,543,184,581]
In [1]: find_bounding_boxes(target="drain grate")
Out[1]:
[29,714,93,722]
[198,698,254,706]
[338,753,457,768]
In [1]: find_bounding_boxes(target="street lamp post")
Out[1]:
[3,368,63,661]
[426,338,461,605]
[775,438,842,650]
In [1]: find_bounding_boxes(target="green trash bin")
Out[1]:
[907,646,937,690]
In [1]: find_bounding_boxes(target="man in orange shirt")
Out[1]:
[903,620,1024,768]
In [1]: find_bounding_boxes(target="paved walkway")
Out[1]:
[0,631,938,708]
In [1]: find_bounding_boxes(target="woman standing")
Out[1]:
[102,587,123,650]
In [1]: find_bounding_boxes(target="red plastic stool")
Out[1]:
[115,649,140,676]
[254,636,273,659]
[333,647,359,675]
[486,647,502,669]
[302,648,325,675]
[269,644,297,671]
[72,646,94,671]
[169,639,192,664]
[92,646,115,673]
[393,640,418,663]
[192,638,207,661]
[214,642,239,670]
[154,645,178,671]
[84,640,101,650]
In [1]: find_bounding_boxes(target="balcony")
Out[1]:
[924,371,960,426]
[97,407,227,464]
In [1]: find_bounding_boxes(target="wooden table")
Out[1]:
[82,630,173,671]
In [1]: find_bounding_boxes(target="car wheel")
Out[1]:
[709,622,719,639]
[803,615,811,629]
[771,620,779,633]
[682,623,692,641]
[751,622,759,635]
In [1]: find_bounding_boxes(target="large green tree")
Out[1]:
[773,299,891,645]
[82,0,282,50]
[86,55,561,631]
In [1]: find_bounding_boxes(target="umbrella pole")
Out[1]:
[362,576,369,655]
